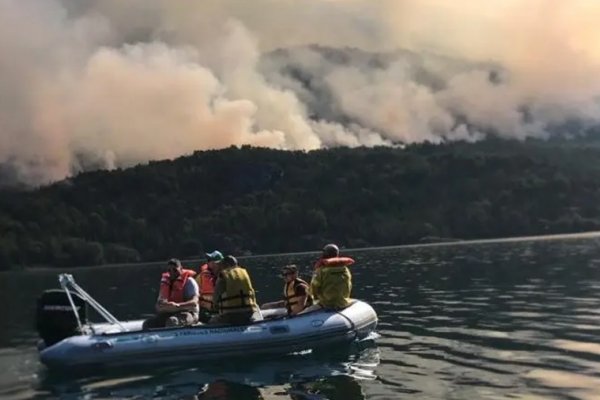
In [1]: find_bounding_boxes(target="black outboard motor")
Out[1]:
[36,289,88,347]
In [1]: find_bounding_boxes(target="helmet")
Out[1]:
[322,243,339,258]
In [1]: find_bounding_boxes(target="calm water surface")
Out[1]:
[2,236,600,399]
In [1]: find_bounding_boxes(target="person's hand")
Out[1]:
[166,301,179,307]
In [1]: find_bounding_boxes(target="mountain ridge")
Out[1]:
[2,137,600,269]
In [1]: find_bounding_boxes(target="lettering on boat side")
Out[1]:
[113,335,143,343]
[109,326,263,342]
[311,320,324,327]
[174,326,251,336]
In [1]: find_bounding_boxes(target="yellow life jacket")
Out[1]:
[310,258,353,309]
[284,278,313,315]
[217,266,257,315]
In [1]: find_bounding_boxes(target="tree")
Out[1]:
[104,243,141,264]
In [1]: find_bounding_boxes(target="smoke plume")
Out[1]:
[1,0,599,185]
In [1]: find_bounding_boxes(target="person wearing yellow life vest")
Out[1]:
[195,250,222,321]
[261,264,313,316]
[309,243,354,310]
[210,255,260,325]
[142,258,200,329]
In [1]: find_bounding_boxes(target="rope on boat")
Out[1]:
[333,309,358,340]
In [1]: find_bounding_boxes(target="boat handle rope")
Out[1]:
[333,309,358,340]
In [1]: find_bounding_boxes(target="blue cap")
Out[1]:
[206,250,224,262]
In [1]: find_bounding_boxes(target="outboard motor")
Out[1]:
[36,289,88,347]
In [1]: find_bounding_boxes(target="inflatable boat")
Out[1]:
[36,274,378,370]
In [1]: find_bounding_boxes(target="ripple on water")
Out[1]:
[4,238,600,399]
[525,369,600,400]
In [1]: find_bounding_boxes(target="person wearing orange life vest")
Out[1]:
[308,243,354,311]
[142,258,199,329]
[261,264,313,316]
[195,250,222,322]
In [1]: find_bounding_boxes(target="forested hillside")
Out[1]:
[2,138,600,269]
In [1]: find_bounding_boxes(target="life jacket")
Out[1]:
[159,269,196,303]
[284,278,313,315]
[314,256,355,269]
[310,258,353,309]
[217,266,257,315]
[196,264,216,310]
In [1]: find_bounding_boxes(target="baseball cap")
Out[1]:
[206,250,224,262]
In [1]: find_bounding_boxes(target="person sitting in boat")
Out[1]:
[195,250,222,322]
[142,258,199,329]
[210,255,260,325]
[305,243,354,312]
[261,264,313,316]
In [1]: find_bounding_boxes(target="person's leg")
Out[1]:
[208,314,224,325]
[198,308,213,324]
[250,310,263,322]
[142,314,169,330]
[182,311,198,326]
[165,311,198,327]
[297,303,323,315]
[208,312,255,325]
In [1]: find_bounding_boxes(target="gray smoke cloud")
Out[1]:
[1,0,599,185]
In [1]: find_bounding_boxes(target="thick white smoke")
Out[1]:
[1,0,599,185]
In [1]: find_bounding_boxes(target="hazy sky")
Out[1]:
[1,0,599,184]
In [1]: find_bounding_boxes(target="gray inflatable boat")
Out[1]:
[36,274,378,370]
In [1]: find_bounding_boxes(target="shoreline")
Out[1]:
[4,230,600,274]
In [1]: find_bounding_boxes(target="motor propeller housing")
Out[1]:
[35,289,88,347]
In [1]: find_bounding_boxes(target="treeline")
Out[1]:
[2,138,600,270]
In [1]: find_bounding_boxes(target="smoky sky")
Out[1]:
[1,0,599,185]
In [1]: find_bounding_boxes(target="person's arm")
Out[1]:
[156,298,180,313]
[156,278,179,313]
[310,271,322,301]
[177,278,199,311]
[348,268,352,295]
[158,303,183,312]
[156,292,181,313]
[290,284,309,315]
[212,276,225,312]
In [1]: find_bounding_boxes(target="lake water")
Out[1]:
[2,234,600,399]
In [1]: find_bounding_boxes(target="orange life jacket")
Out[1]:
[196,263,216,310]
[314,257,355,269]
[159,269,196,303]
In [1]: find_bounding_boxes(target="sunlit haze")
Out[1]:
[1,0,599,184]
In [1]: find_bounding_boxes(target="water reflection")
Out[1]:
[35,343,379,399]
[4,236,600,399]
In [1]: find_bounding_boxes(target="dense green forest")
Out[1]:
[2,138,600,270]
